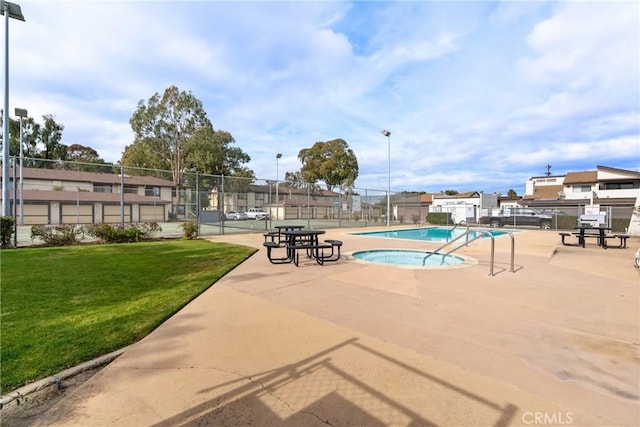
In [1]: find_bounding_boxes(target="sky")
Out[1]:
[6,0,640,195]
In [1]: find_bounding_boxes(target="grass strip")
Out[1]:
[0,239,256,393]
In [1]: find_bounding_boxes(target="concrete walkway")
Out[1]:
[21,228,640,426]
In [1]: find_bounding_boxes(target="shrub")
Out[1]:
[30,224,85,246]
[180,221,198,239]
[426,212,452,225]
[1,216,15,248]
[85,222,163,243]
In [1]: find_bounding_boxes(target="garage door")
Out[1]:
[61,203,94,224]
[139,204,165,222]
[103,204,131,223]
[23,203,49,225]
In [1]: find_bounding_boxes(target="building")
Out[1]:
[523,165,639,209]
[431,191,498,224]
[4,167,178,225]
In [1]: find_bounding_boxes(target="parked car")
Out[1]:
[479,207,552,229]
[226,211,248,220]
[540,209,568,215]
[246,207,270,220]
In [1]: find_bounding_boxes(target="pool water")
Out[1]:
[352,249,466,267]
[353,227,507,242]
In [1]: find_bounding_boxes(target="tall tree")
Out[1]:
[126,86,210,186]
[184,126,253,177]
[39,115,66,164]
[297,138,358,192]
[66,144,111,172]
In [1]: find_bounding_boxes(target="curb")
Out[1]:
[0,346,130,408]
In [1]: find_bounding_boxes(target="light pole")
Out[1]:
[275,153,282,221]
[381,130,391,226]
[14,106,25,224]
[1,1,24,217]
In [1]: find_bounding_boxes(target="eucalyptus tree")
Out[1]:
[125,85,211,187]
[297,138,358,192]
[124,86,254,189]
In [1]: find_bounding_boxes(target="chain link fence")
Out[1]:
[5,157,397,246]
[4,157,633,246]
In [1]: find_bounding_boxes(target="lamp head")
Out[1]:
[276,153,282,159]
[1,2,25,21]
[381,130,391,137]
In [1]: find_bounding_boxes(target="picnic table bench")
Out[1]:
[263,229,342,266]
[559,229,629,249]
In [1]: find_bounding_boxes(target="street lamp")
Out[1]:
[14,106,26,224]
[1,1,25,217]
[381,130,391,226]
[275,153,282,221]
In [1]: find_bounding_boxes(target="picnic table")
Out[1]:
[559,226,628,249]
[263,224,305,246]
[263,229,342,266]
[573,226,611,248]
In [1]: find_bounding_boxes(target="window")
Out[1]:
[603,182,637,190]
[124,185,138,194]
[572,185,591,192]
[93,183,112,193]
[145,186,161,197]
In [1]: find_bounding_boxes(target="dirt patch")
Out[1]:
[0,366,103,427]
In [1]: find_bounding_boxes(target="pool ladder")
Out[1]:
[422,224,516,276]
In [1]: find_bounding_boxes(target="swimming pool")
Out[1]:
[353,227,507,242]
[351,249,470,268]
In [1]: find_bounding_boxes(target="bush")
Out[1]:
[1,216,15,248]
[85,222,162,243]
[30,224,85,246]
[180,221,198,239]
[426,212,452,225]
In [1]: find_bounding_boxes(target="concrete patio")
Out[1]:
[16,227,640,426]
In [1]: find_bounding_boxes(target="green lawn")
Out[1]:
[0,239,256,393]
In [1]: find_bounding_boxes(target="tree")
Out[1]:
[507,189,518,197]
[39,115,66,164]
[443,189,459,195]
[184,126,252,178]
[66,144,111,172]
[125,86,211,186]
[297,138,358,192]
[124,86,254,189]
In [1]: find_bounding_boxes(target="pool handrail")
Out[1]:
[422,227,516,276]
[441,230,495,276]
[422,223,470,266]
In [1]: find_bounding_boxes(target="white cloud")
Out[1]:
[5,1,638,195]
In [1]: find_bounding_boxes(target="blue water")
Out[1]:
[353,227,507,243]
[352,249,465,267]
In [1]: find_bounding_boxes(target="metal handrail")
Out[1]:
[441,230,495,276]
[422,223,470,265]
[422,226,517,276]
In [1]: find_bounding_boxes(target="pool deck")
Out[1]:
[21,227,640,426]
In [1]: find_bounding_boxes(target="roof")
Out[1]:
[563,171,597,185]
[18,167,176,187]
[16,190,171,204]
[249,184,339,197]
[596,165,640,180]
[433,191,480,199]
[522,185,564,200]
